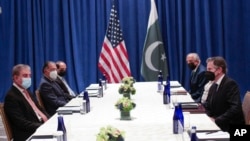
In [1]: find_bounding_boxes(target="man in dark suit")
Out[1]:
[4,64,49,141]
[186,53,208,102]
[204,56,245,132]
[55,61,76,97]
[39,61,72,116]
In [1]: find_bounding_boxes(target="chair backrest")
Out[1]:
[0,103,13,141]
[35,90,45,109]
[242,91,250,125]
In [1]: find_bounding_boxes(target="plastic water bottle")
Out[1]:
[83,90,90,113]
[57,115,67,141]
[190,126,197,141]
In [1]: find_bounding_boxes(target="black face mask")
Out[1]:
[188,63,196,70]
[58,70,66,77]
[204,71,215,81]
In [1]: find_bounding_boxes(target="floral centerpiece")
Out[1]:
[121,76,136,85]
[115,97,136,120]
[118,76,136,98]
[96,125,125,141]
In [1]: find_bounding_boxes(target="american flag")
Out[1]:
[98,0,131,83]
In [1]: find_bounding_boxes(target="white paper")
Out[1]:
[196,131,230,139]
[30,139,56,141]
[57,106,80,112]
[170,81,182,87]
[86,84,99,90]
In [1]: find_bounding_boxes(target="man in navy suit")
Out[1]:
[39,61,72,116]
[55,61,76,97]
[4,64,49,141]
[186,53,208,102]
[204,56,245,131]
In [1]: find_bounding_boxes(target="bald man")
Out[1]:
[186,53,208,102]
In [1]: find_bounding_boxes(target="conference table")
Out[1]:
[28,81,225,141]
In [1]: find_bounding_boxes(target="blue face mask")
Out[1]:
[21,78,31,89]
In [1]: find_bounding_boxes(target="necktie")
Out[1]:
[23,90,48,122]
[207,83,218,101]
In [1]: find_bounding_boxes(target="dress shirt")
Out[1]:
[201,81,213,104]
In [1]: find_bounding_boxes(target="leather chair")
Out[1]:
[0,103,13,141]
[242,91,250,124]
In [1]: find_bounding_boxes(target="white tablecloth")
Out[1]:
[30,81,220,141]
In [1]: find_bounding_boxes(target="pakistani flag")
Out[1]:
[141,0,168,81]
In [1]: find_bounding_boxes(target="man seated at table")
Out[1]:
[186,53,208,102]
[39,61,73,116]
[204,56,244,131]
[55,61,76,97]
[4,64,49,141]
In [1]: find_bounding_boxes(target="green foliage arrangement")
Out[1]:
[96,125,125,141]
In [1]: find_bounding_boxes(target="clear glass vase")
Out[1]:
[123,93,130,99]
[120,110,131,120]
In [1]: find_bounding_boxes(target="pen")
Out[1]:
[206,131,219,134]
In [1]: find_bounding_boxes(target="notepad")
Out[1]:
[56,106,81,114]
[170,81,182,87]
[196,131,230,141]
[28,134,55,141]
[86,84,99,90]
[87,89,99,96]
[171,87,187,95]
[180,102,199,109]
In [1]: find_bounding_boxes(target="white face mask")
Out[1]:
[21,78,31,89]
[49,70,58,80]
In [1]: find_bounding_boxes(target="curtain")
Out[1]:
[0,0,250,101]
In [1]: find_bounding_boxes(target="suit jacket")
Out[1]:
[4,86,49,141]
[205,75,245,131]
[39,76,72,116]
[189,64,208,102]
[55,77,75,98]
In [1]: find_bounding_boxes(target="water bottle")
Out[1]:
[83,90,90,113]
[102,74,107,89]
[157,70,163,92]
[98,86,103,98]
[178,103,184,132]
[80,100,86,114]
[158,70,163,85]
[157,75,163,92]
[173,103,183,134]
[57,115,67,141]
[163,83,170,104]
[99,78,104,92]
[53,131,63,141]
[190,126,197,141]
